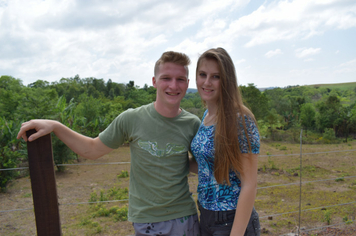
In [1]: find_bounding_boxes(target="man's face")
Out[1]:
[153,62,189,108]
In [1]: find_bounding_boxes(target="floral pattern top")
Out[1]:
[190,110,260,211]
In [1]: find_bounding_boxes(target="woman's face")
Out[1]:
[196,59,220,105]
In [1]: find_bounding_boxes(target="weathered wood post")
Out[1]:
[26,129,62,236]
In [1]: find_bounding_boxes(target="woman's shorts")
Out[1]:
[198,201,260,236]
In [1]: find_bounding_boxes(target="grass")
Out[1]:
[308,82,356,90]
[1,140,355,235]
[256,140,356,235]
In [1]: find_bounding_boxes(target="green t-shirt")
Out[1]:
[99,103,200,223]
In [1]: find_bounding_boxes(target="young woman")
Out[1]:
[190,48,260,235]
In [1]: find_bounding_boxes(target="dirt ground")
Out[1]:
[306,225,356,235]
[1,144,355,235]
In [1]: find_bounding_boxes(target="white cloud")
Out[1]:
[0,0,251,86]
[223,0,356,47]
[235,59,246,64]
[295,47,321,58]
[335,59,356,73]
[1,0,356,88]
[265,49,283,58]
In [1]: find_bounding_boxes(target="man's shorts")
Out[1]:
[132,214,200,236]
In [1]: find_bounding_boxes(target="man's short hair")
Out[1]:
[154,51,190,77]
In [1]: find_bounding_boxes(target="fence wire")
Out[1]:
[1,146,356,234]
[1,149,355,172]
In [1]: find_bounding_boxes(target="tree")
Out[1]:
[240,83,269,121]
[28,80,50,88]
[49,96,78,171]
[0,117,25,191]
[300,103,316,136]
[264,109,283,140]
[15,87,59,120]
[315,95,340,130]
[334,104,356,141]
[0,76,23,120]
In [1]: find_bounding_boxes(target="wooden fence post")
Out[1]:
[26,129,62,236]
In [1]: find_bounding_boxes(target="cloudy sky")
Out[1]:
[1,0,356,89]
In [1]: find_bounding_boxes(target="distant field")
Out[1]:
[258,82,356,91]
[308,82,356,90]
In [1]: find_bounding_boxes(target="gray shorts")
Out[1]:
[133,214,200,236]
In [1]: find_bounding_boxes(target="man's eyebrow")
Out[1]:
[159,74,187,79]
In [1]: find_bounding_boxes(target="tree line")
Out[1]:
[1,75,356,191]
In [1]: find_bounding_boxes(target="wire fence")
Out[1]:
[2,149,355,172]
[1,139,356,235]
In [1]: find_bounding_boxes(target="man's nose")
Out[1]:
[169,79,178,89]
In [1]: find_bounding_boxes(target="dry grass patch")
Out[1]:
[1,141,355,235]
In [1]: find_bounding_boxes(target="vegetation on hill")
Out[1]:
[1,75,356,191]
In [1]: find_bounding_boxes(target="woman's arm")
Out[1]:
[189,156,198,174]
[17,119,114,160]
[230,153,258,236]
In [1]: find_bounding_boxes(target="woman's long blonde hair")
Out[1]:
[196,47,256,185]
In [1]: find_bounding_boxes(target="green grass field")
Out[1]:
[308,82,356,91]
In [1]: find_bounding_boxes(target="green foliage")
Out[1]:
[181,92,205,118]
[335,176,345,182]
[322,128,336,143]
[0,117,25,192]
[15,87,59,120]
[117,170,129,178]
[0,76,23,120]
[268,156,278,170]
[51,96,77,171]
[342,215,354,225]
[113,206,129,222]
[2,74,356,192]
[78,218,102,234]
[22,193,32,198]
[89,191,98,203]
[240,83,269,120]
[323,209,332,225]
[89,187,129,203]
[262,108,284,140]
[90,204,128,222]
[86,186,129,226]
[300,103,316,134]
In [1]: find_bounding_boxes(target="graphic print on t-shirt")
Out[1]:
[138,140,187,157]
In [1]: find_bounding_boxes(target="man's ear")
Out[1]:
[152,77,157,88]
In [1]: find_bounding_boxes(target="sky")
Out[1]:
[1,0,356,89]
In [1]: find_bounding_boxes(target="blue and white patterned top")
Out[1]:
[190,110,260,211]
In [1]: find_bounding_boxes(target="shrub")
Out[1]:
[117,170,129,178]
[322,128,336,144]
[323,210,332,225]
[0,118,25,192]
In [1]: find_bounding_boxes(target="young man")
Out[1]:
[17,51,201,236]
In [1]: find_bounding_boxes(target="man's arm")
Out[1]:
[17,119,114,160]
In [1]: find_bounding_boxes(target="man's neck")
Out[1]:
[154,101,182,118]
